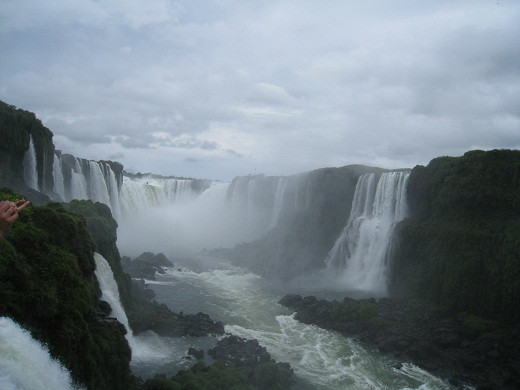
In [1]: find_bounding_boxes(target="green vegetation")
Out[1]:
[390,149,520,323]
[0,100,55,195]
[143,360,294,390]
[0,189,132,389]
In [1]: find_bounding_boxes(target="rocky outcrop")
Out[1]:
[129,307,224,337]
[121,252,173,280]
[280,294,520,389]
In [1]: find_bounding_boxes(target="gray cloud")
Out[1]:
[1,0,519,181]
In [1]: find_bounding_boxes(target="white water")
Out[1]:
[93,253,135,344]
[22,135,38,191]
[93,253,165,362]
[141,259,450,390]
[268,177,288,229]
[106,167,121,220]
[0,317,78,390]
[89,162,111,206]
[70,158,88,201]
[327,172,410,296]
[52,154,66,199]
[119,176,199,215]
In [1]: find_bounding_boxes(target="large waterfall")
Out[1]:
[93,253,136,349]
[23,135,39,191]
[0,317,77,390]
[326,171,410,295]
[69,158,89,201]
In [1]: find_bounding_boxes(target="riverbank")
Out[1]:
[279,294,520,389]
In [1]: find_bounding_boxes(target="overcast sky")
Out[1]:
[1,0,519,180]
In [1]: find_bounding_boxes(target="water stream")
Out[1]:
[131,257,451,390]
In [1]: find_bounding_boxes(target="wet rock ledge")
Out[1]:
[140,335,295,389]
[279,294,520,389]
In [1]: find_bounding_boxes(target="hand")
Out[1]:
[0,199,30,237]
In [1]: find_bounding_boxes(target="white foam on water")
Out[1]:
[0,317,80,390]
[152,261,452,390]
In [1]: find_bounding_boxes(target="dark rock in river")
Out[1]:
[121,252,173,280]
[209,335,272,367]
[187,348,204,360]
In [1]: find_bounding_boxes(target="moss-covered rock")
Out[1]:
[0,100,55,196]
[142,336,295,390]
[0,189,132,389]
[389,149,520,323]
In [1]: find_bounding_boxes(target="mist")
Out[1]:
[117,181,271,259]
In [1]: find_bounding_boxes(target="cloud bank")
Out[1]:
[1,0,519,180]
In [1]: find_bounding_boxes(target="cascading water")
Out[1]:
[23,135,39,191]
[89,161,111,206]
[53,153,66,200]
[70,158,89,201]
[106,168,121,220]
[326,171,410,295]
[0,317,78,390]
[93,253,136,349]
[119,176,200,215]
[268,177,288,230]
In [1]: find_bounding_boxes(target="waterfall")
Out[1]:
[89,161,111,206]
[70,158,88,201]
[0,317,77,390]
[93,253,136,350]
[268,177,288,229]
[23,135,39,191]
[326,171,410,295]
[106,167,121,220]
[163,179,194,203]
[119,176,207,215]
[53,154,66,200]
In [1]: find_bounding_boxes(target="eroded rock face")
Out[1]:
[279,294,520,389]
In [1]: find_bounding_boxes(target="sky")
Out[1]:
[1,0,519,181]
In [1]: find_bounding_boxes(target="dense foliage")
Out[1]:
[0,100,55,195]
[143,361,294,390]
[0,189,132,389]
[390,149,520,323]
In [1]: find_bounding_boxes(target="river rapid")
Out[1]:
[130,256,451,390]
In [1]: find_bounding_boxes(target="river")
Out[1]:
[130,256,451,390]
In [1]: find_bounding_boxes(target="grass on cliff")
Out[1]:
[0,189,132,390]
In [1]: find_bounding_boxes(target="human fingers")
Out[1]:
[0,202,11,213]
[6,205,18,217]
[6,212,19,223]
[15,200,30,212]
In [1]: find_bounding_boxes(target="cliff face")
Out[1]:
[389,150,520,323]
[0,101,55,199]
[0,190,132,390]
[225,165,388,278]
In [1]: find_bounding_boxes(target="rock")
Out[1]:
[98,300,112,317]
[208,335,272,367]
[488,349,500,358]
[278,294,302,308]
[187,348,205,360]
[302,295,317,305]
[153,253,174,267]
[122,251,174,279]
